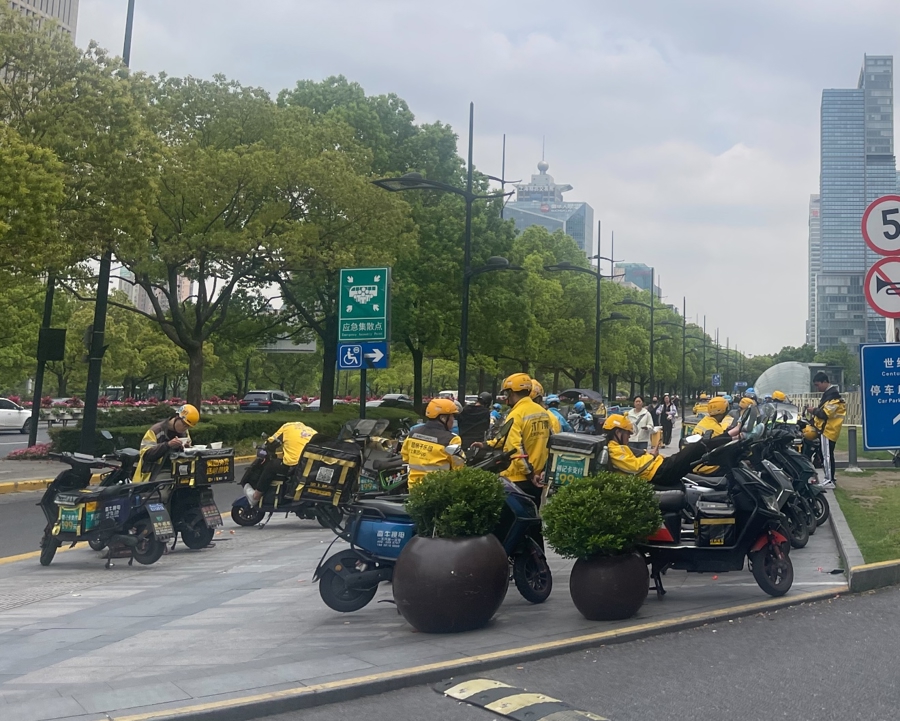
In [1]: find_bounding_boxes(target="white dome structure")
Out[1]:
[753,362,810,397]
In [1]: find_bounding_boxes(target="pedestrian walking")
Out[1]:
[648,396,660,426]
[660,393,677,447]
[626,395,654,451]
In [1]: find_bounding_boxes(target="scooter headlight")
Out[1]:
[761,492,779,513]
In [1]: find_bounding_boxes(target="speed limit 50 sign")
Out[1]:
[862,195,900,255]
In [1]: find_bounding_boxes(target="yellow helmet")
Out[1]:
[177,403,200,428]
[699,393,709,400]
[802,424,818,441]
[707,397,729,415]
[602,414,633,432]
[772,390,787,402]
[501,373,533,393]
[739,397,756,410]
[529,380,545,399]
[425,398,460,419]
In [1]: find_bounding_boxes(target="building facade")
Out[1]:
[613,262,661,297]
[9,0,78,35]
[806,195,820,346]
[505,160,594,254]
[815,55,895,350]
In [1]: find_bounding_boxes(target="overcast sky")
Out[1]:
[75,0,900,357]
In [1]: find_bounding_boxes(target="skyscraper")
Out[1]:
[505,161,594,254]
[807,195,820,346]
[815,55,895,350]
[8,1,79,35]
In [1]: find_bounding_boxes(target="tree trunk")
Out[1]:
[319,315,337,413]
[56,374,67,398]
[409,344,424,413]
[553,368,560,394]
[186,344,204,406]
[573,369,586,388]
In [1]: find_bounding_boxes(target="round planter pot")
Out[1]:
[393,534,509,634]
[569,553,648,621]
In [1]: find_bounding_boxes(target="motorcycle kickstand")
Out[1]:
[650,567,667,598]
[105,547,113,570]
[260,512,274,529]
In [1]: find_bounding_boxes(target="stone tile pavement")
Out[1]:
[0,489,847,721]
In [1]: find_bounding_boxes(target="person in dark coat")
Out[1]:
[457,392,493,449]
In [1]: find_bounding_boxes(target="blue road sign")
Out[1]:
[337,342,389,370]
[860,343,900,450]
[711,373,722,388]
[338,344,363,370]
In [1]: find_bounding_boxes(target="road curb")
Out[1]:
[827,489,865,572]
[112,586,847,721]
[0,456,254,496]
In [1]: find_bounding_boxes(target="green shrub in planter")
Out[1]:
[542,471,662,558]
[394,468,509,633]
[404,468,505,538]
[542,471,663,621]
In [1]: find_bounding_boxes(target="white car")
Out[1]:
[0,398,33,433]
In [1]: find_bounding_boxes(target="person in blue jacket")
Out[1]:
[545,395,573,433]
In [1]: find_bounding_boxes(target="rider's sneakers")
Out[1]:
[819,479,836,490]
[244,485,261,505]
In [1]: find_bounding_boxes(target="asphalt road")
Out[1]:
[0,475,246,558]
[262,587,899,721]
[0,425,50,455]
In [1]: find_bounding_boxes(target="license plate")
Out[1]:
[248,403,259,408]
[201,503,222,527]
[147,502,174,540]
[551,454,589,486]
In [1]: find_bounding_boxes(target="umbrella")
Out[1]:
[558,388,604,403]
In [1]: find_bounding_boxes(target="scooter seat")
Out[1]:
[654,489,686,513]
[371,457,404,472]
[684,474,728,490]
[353,496,410,519]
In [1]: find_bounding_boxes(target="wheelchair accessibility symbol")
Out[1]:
[339,344,363,369]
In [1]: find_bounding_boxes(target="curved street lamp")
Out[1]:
[371,104,513,401]
[544,256,620,394]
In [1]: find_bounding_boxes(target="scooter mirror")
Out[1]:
[100,430,113,440]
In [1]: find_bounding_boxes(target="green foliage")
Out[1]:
[542,472,663,559]
[49,406,418,454]
[405,468,505,538]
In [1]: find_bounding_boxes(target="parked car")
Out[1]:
[366,395,414,409]
[238,390,302,413]
[0,398,32,433]
[303,398,350,411]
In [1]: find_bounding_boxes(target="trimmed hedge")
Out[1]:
[49,405,420,454]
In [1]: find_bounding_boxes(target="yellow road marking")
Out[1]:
[0,545,77,566]
[114,586,847,721]
[485,692,562,713]
[851,558,900,572]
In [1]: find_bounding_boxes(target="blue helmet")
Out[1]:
[745,387,755,395]
[545,394,560,406]
[574,401,585,413]
[492,403,502,411]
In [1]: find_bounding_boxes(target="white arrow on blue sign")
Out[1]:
[860,343,900,450]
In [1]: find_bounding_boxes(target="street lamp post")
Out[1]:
[660,297,689,423]
[544,256,619,394]
[616,267,657,396]
[372,103,511,402]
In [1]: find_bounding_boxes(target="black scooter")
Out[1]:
[39,451,174,568]
[638,425,793,598]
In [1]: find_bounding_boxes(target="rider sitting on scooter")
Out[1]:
[245,421,318,505]
[401,398,465,488]
[568,401,594,434]
[604,414,732,489]
[134,404,199,482]
[691,397,742,474]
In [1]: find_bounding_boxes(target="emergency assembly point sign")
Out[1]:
[865,257,900,318]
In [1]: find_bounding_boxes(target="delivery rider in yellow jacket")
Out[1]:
[808,371,845,488]
[488,373,551,507]
[246,421,318,504]
[691,397,742,474]
[135,404,199,483]
[401,398,465,488]
[604,413,731,488]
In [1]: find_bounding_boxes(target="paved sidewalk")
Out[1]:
[0,503,847,721]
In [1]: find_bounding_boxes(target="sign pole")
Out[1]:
[360,366,367,420]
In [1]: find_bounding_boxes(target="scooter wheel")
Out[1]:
[231,505,265,527]
[749,545,793,597]
[813,494,830,527]
[130,519,166,565]
[785,501,809,549]
[318,557,378,613]
[513,551,552,604]
[39,533,60,567]
[88,538,107,552]
[798,495,817,535]
[180,509,215,550]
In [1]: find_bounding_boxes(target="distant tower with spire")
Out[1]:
[505,156,594,254]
